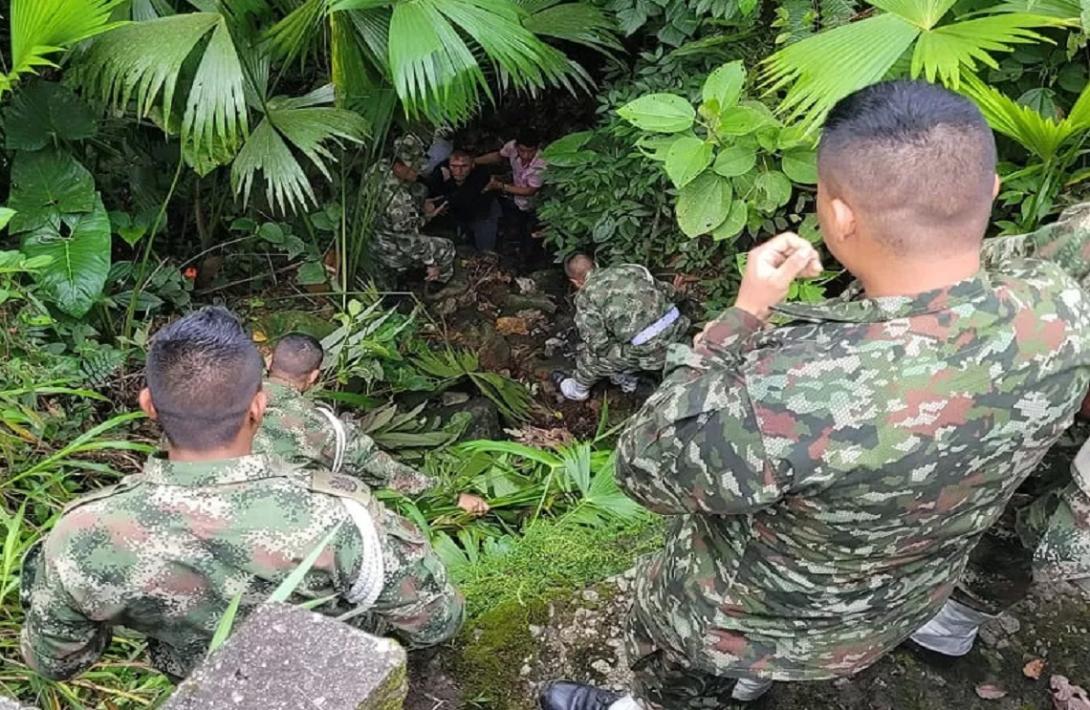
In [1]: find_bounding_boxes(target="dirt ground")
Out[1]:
[404,567,1089,710]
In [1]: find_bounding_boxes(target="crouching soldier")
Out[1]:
[255,332,489,514]
[369,135,456,286]
[555,254,690,402]
[20,307,464,681]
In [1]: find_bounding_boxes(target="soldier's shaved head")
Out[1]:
[270,333,324,380]
[565,253,596,287]
[145,306,264,451]
[818,81,997,255]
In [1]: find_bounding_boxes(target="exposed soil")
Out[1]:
[407,568,1090,710]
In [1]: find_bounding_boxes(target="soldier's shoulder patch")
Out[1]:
[309,469,374,503]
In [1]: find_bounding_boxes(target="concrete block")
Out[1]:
[165,602,407,710]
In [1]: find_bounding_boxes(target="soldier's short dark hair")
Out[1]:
[146,306,263,450]
[564,253,595,280]
[270,333,324,378]
[818,80,997,254]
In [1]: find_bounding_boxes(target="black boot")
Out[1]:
[539,681,621,710]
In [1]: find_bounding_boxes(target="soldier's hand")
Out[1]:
[425,265,442,282]
[456,493,491,517]
[735,232,822,320]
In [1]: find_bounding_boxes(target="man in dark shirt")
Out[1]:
[427,150,501,252]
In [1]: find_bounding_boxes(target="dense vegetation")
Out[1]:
[2,0,1090,707]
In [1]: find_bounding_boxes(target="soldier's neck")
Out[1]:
[268,373,306,392]
[168,440,254,462]
[859,251,981,299]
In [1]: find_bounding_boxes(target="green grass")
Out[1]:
[450,513,663,707]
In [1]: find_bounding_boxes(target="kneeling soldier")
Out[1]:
[556,255,690,402]
[20,307,464,681]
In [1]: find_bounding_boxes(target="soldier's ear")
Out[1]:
[139,388,158,420]
[307,369,320,387]
[250,390,268,424]
[828,197,856,245]
[993,174,1001,199]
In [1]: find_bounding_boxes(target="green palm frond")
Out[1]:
[764,12,919,129]
[911,14,1052,86]
[763,2,1068,132]
[77,12,248,172]
[5,0,128,93]
[517,0,622,53]
[232,85,368,213]
[961,77,1065,159]
[989,0,1079,19]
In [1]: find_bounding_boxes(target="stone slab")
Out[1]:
[165,602,407,710]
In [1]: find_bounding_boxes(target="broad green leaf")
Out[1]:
[781,149,818,184]
[4,81,98,151]
[664,137,714,188]
[702,61,745,110]
[711,200,748,240]
[296,261,329,285]
[543,131,594,158]
[21,195,111,318]
[8,150,96,234]
[636,134,684,162]
[617,93,696,133]
[676,172,732,237]
[713,144,758,177]
[0,209,16,232]
[719,106,772,136]
[756,170,793,209]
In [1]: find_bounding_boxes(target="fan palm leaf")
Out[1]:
[5,0,127,93]
[763,2,1068,132]
[77,12,248,172]
[960,74,1070,159]
[515,0,622,54]
[232,85,368,213]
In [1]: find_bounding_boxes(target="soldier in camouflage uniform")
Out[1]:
[910,207,1090,656]
[555,254,690,402]
[370,135,456,284]
[541,81,1090,710]
[20,307,463,681]
[254,332,489,512]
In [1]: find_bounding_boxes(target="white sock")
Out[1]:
[910,599,994,657]
[732,677,773,701]
[608,696,643,710]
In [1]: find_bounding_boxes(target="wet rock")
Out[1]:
[432,396,502,441]
[502,293,557,315]
[165,603,405,710]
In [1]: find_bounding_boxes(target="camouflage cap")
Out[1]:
[393,134,427,172]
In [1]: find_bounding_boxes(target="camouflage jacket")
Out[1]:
[20,454,462,680]
[371,160,426,234]
[254,379,434,495]
[574,264,685,356]
[617,203,1090,681]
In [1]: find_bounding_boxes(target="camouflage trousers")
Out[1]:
[573,320,689,389]
[625,609,740,710]
[372,229,455,283]
[954,429,1085,615]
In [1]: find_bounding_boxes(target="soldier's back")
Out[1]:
[576,264,674,342]
[36,454,356,678]
[630,256,1090,680]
